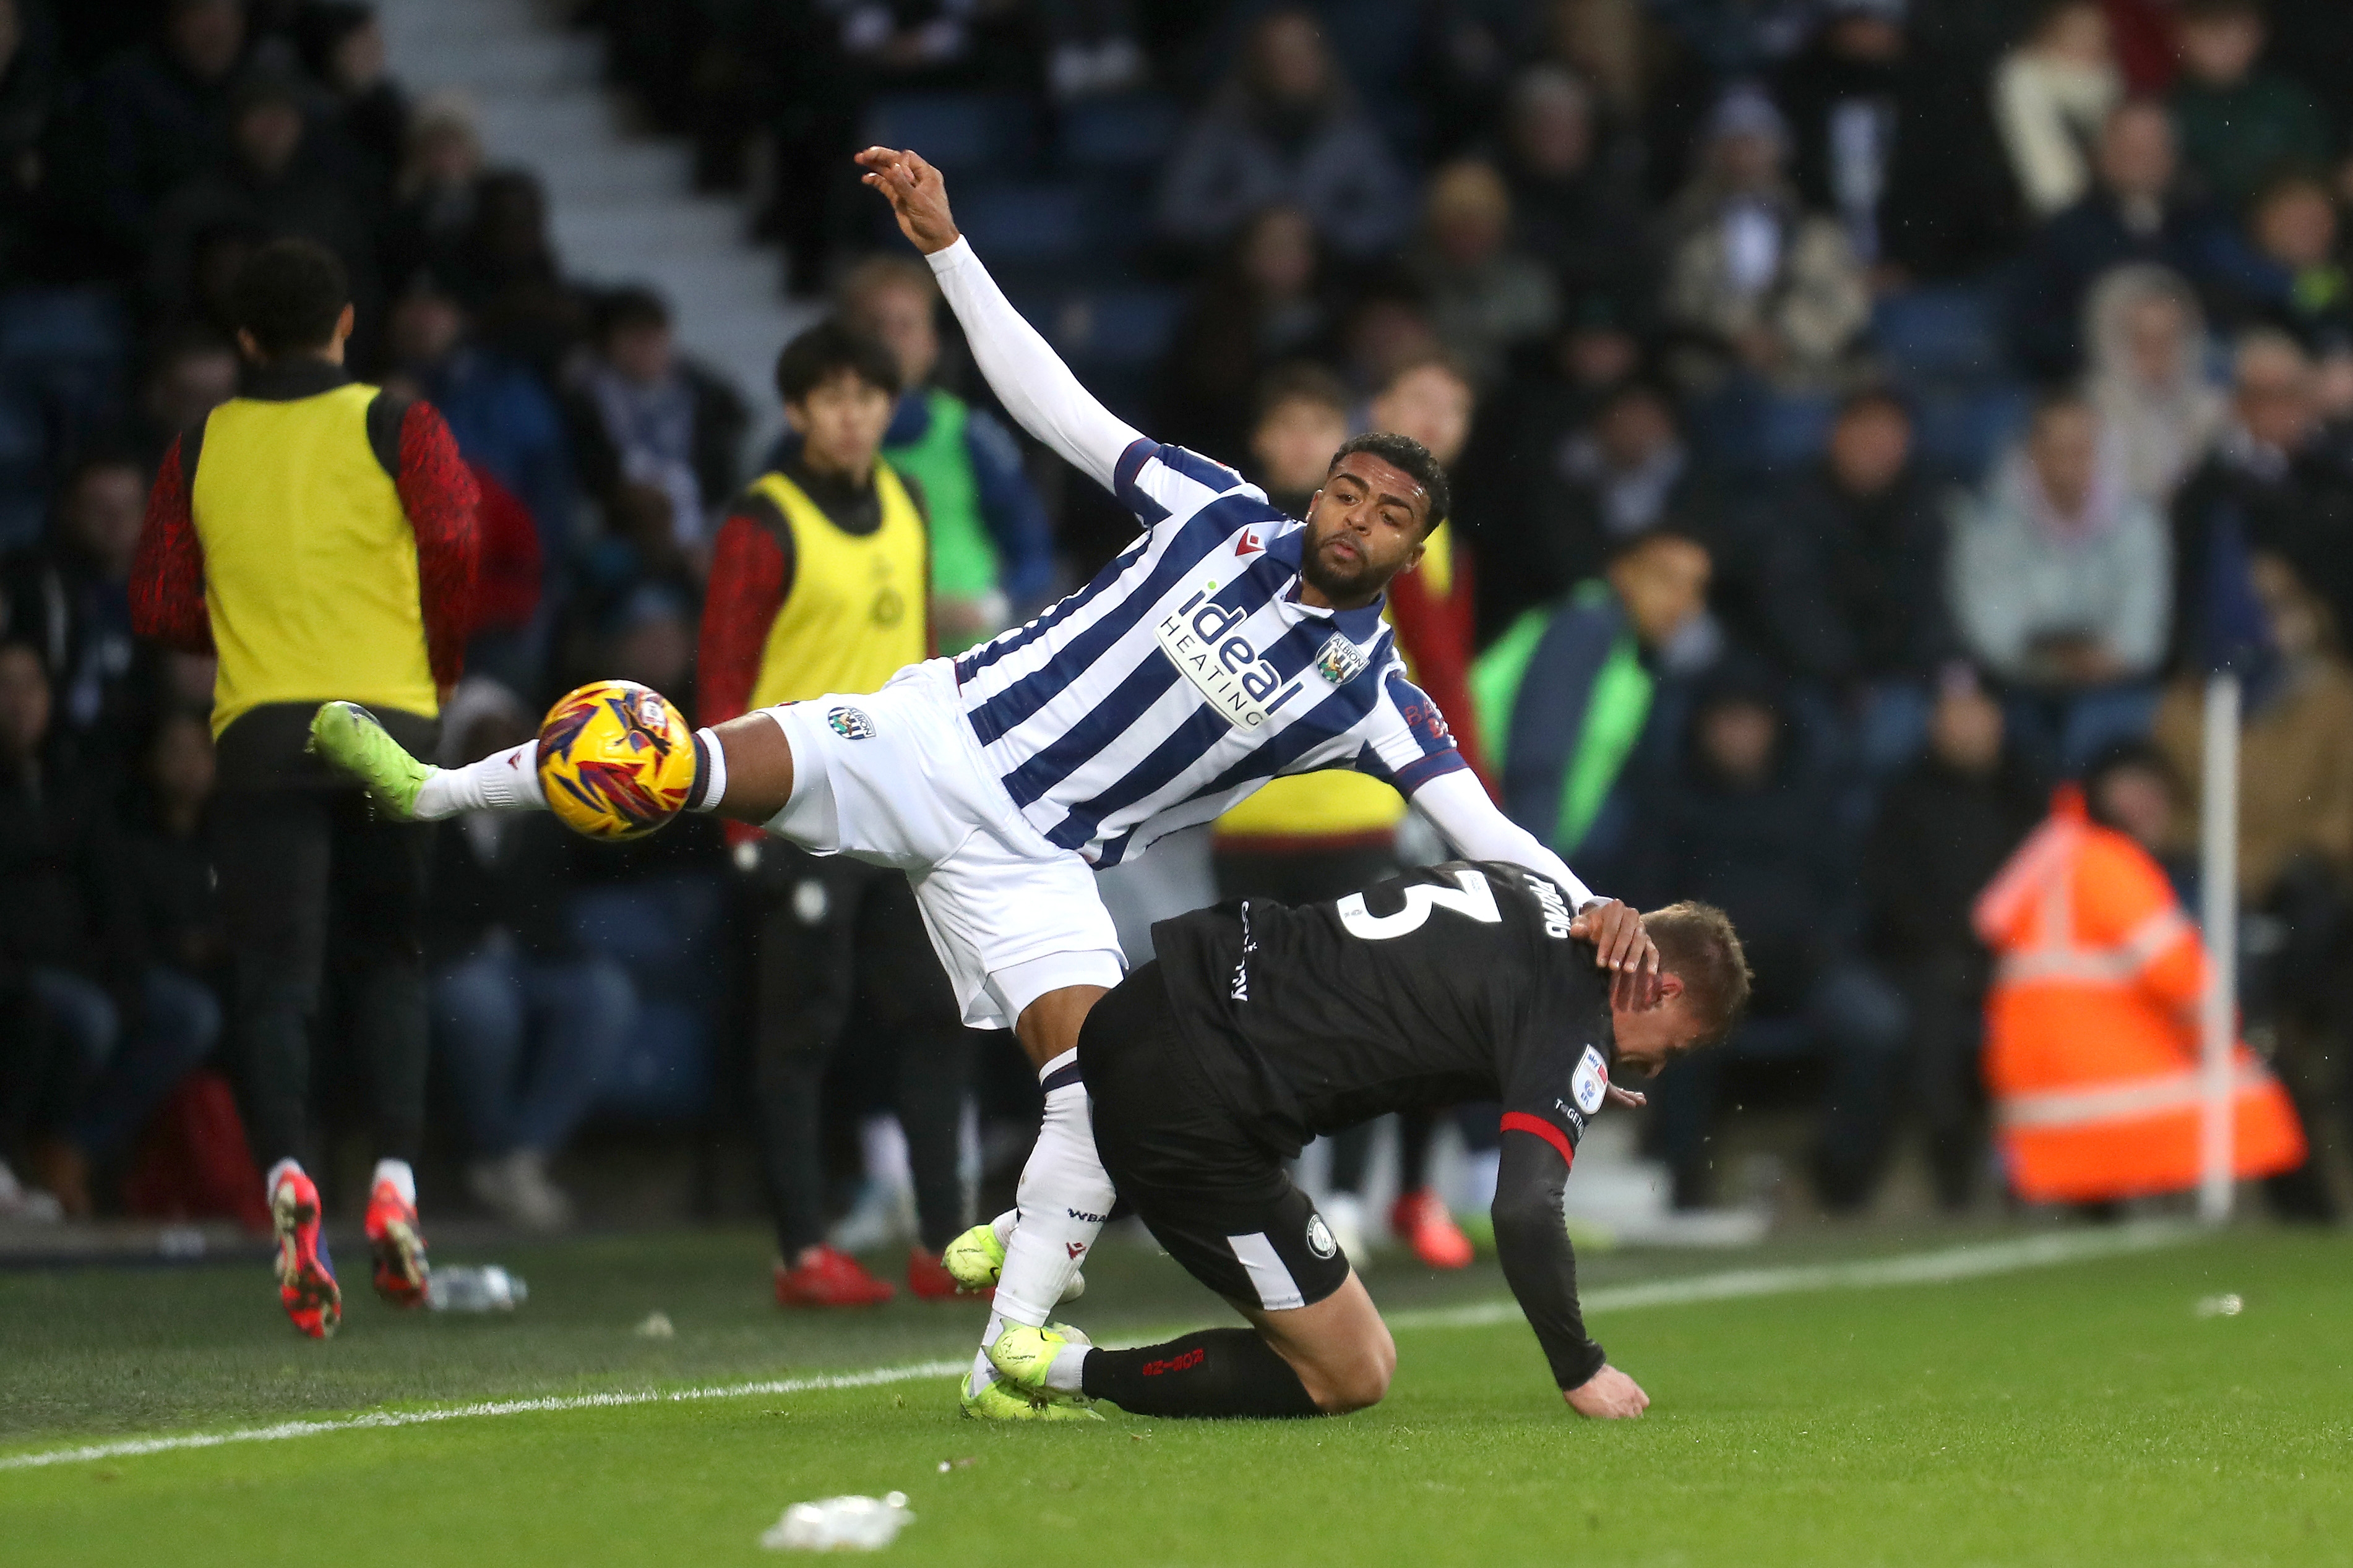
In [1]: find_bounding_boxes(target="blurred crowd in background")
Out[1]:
[4,0,2353,1240]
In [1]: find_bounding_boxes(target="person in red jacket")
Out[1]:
[131,239,477,1339]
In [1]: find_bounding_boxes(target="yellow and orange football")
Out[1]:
[535,680,697,841]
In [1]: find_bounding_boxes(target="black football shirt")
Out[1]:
[1151,859,1618,1388]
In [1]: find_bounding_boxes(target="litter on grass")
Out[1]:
[761,1493,912,1551]
[2193,1293,2244,1318]
[635,1311,676,1339]
[427,1266,527,1312]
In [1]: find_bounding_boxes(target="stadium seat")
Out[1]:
[569,873,726,1120]
[953,182,1090,266]
[0,287,129,551]
[1052,286,1185,368]
[863,93,1038,176]
[1911,382,2033,478]
[1872,281,2007,383]
[1056,93,1181,171]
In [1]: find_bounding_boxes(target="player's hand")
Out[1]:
[1564,1365,1649,1420]
[856,147,961,254]
[1570,899,1662,1011]
[1603,1084,1646,1111]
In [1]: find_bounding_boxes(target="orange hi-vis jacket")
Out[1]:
[1972,786,2305,1203]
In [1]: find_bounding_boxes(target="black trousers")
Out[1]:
[213,786,434,1173]
[748,846,970,1256]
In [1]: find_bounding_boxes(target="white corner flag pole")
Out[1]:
[2198,672,2240,1225]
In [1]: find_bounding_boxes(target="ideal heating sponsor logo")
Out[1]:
[1156,588,1305,730]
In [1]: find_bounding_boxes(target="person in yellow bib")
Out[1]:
[834,255,1059,653]
[698,320,974,1308]
[129,239,480,1339]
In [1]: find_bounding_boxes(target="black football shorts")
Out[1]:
[1078,961,1353,1313]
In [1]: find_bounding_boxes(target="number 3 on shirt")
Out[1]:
[1336,868,1501,941]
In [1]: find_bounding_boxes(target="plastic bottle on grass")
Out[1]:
[426,1265,528,1311]
[761,1493,913,1551]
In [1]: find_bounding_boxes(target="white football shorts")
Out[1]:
[759,659,1126,1030]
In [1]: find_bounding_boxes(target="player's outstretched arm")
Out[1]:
[856,146,1143,492]
[1410,769,1661,1005]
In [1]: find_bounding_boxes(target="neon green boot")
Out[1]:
[308,701,435,820]
[942,1219,1086,1300]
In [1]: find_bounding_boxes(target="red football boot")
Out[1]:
[364,1177,430,1308]
[270,1167,341,1339]
[774,1245,896,1307]
[906,1246,986,1301]
[1390,1188,1474,1270]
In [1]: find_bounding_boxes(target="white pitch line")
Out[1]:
[0,1223,2196,1475]
[1384,1220,2193,1332]
[0,1360,968,1474]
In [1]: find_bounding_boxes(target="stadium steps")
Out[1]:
[375,0,814,440]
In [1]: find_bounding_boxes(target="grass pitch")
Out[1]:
[1,1225,2346,1566]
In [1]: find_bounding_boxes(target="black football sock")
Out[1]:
[1079,1329,1323,1418]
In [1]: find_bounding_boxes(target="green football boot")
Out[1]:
[941,1220,1086,1300]
[942,1222,1005,1291]
[308,701,435,820]
[958,1367,1103,1422]
[986,1321,1091,1405]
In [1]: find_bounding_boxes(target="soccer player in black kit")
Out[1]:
[985,862,1749,1421]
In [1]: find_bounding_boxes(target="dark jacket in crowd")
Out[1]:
[2169,442,2353,672]
[0,743,137,985]
[1752,465,1958,688]
[117,799,220,983]
[44,38,242,276]
[2010,192,2229,382]
[1,542,142,756]
[424,813,582,968]
[1776,23,2024,280]
[1861,747,2046,966]
[1624,688,1852,1016]
[1465,421,1721,640]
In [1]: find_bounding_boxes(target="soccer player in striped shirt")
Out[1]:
[312,145,1658,1417]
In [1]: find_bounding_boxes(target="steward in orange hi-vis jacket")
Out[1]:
[1972,785,2305,1203]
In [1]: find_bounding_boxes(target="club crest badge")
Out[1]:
[1314,634,1368,687]
[1306,1213,1339,1260]
[827,706,876,740]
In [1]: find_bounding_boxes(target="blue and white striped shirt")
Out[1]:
[952,439,1468,866]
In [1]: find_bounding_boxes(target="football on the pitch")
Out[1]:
[536,680,697,841]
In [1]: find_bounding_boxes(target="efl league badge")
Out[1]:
[1572,1046,1609,1116]
[1314,633,1367,687]
[827,706,877,741]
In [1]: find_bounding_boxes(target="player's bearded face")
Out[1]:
[1302,455,1427,604]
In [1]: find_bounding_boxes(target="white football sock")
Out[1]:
[987,1050,1114,1330]
[1044,1343,1090,1394]
[687,727,728,811]
[371,1157,417,1206]
[264,1157,305,1201]
[412,741,544,820]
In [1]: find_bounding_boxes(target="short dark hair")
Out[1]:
[230,239,351,360]
[2081,739,2179,818]
[1326,430,1451,533]
[61,445,147,494]
[2180,0,2263,23]
[1835,384,1911,426]
[1604,522,1712,569]
[1645,901,1751,1045]
[1254,361,1352,425]
[774,319,901,405]
[599,285,671,341]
